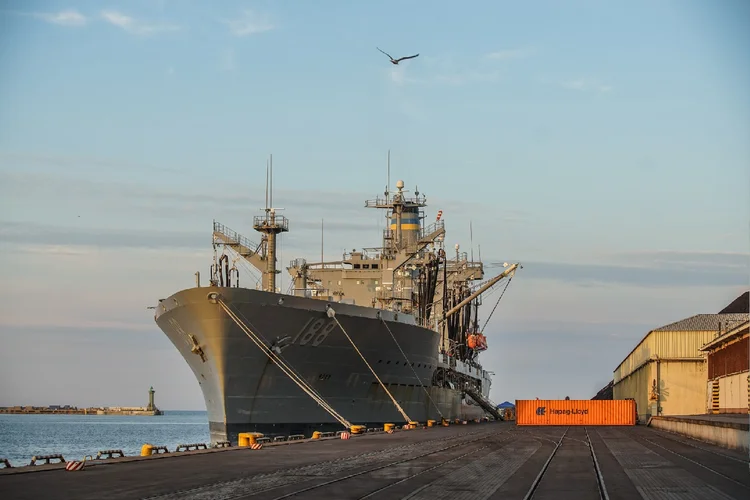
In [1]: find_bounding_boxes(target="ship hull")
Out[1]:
[155,286,489,444]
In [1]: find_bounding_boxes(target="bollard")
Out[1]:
[238,432,263,447]
[311,431,322,440]
[29,454,65,466]
[384,423,395,432]
[141,444,154,457]
[427,420,436,427]
[350,425,366,434]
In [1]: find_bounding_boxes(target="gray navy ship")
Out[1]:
[154,157,521,444]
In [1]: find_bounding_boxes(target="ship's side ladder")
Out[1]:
[379,317,445,421]
[213,294,354,430]
[326,306,413,424]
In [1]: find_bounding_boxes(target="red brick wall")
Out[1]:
[708,335,749,380]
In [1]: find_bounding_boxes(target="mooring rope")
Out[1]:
[217,298,353,429]
[379,317,444,419]
[326,306,412,423]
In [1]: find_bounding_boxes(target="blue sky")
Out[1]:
[0,0,748,410]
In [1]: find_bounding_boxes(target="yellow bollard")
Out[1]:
[140,444,154,457]
[238,432,263,447]
[407,421,419,430]
[311,431,322,440]
[350,425,365,435]
[384,423,395,432]
[427,420,436,427]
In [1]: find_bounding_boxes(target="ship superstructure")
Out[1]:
[154,156,520,443]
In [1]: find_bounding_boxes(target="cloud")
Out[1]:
[561,78,613,93]
[100,10,180,35]
[1,221,205,251]
[0,150,180,174]
[0,220,376,252]
[222,10,274,36]
[612,250,750,271]
[389,67,417,86]
[490,255,749,288]
[434,71,501,86]
[32,10,87,26]
[388,53,501,87]
[485,48,532,60]
[0,163,495,222]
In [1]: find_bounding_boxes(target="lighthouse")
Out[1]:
[147,386,156,411]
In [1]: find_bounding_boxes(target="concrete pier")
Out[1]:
[1,422,748,499]
[648,414,749,452]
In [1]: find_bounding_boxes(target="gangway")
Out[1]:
[463,384,504,421]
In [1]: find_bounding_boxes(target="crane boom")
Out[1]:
[440,263,520,321]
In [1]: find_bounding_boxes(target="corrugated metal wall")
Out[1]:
[708,336,749,380]
[613,362,653,420]
[614,330,715,383]
[705,373,750,413]
[613,333,653,384]
[652,330,717,359]
[613,359,707,418]
[659,360,707,416]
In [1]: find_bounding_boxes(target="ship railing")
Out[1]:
[419,220,445,240]
[307,261,348,270]
[364,193,427,208]
[342,249,379,261]
[252,214,289,232]
[375,289,412,300]
[447,251,469,263]
[213,222,260,253]
[289,258,307,269]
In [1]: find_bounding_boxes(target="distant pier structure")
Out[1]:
[0,386,164,416]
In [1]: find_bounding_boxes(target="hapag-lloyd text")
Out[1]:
[548,408,589,416]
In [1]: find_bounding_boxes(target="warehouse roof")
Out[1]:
[653,313,748,332]
[718,291,749,314]
[614,313,749,374]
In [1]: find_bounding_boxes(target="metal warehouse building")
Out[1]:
[612,312,748,421]
[700,320,749,414]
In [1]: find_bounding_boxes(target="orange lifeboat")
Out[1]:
[467,334,477,349]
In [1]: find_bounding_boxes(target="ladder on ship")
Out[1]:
[463,384,504,421]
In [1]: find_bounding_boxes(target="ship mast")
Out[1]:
[253,154,289,293]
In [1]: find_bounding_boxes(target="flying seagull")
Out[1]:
[377,47,419,65]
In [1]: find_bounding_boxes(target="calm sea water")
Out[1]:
[0,411,209,466]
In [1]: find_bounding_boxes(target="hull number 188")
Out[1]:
[291,317,337,347]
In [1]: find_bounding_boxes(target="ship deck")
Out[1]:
[2,422,748,499]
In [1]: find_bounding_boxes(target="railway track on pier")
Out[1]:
[523,427,609,500]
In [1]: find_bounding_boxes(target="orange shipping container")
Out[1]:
[515,399,636,426]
